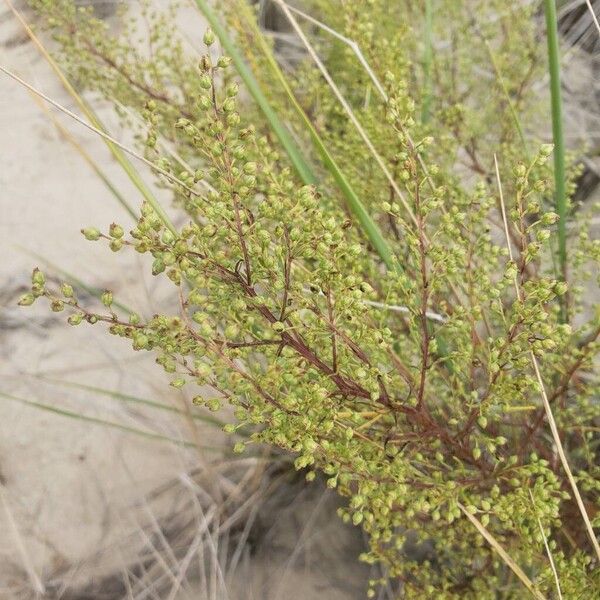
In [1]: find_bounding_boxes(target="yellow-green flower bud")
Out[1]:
[199,74,212,90]
[222,98,236,113]
[68,313,83,325]
[51,300,64,312]
[203,28,215,46]
[82,227,101,241]
[541,212,559,226]
[133,332,149,350]
[109,239,123,252]
[32,268,45,286]
[18,293,35,306]
[60,283,74,298]
[101,290,113,307]
[207,398,221,412]
[513,163,527,177]
[554,281,568,296]
[198,95,211,110]
[152,257,166,275]
[109,223,124,238]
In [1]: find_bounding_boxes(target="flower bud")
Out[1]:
[132,332,149,350]
[51,300,64,312]
[554,281,568,296]
[199,74,212,90]
[109,223,124,239]
[18,293,35,306]
[217,56,232,69]
[243,162,257,175]
[203,28,215,46]
[513,163,527,177]
[536,229,550,243]
[272,321,285,332]
[541,212,559,226]
[60,283,74,298]
[198,95,211,111]
[109,239,123,252]
[68,313,83,326]
[226,112,240,127]
[226,83,239,97]
[82,227,101,241]
[101,290,113,307]
[32,268,45,286]
[222,98,236,113]
[152,257,166,275]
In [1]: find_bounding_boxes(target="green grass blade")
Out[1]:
[0,389,212,450]
[36,376,226,428]
[193,0,317,186]
[543,0,568,321]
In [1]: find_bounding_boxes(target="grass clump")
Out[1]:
[14,0,600,597]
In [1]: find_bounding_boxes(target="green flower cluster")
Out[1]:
[23,0,600,597]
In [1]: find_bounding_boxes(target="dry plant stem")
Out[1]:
[494,155,600,562]
[528,489,563,600]
[0,66,199,207]
[28,90,137,220]
[280,1,437,194]
[585,0,600,37]
[458,503,547,600]
[273,0,420,231]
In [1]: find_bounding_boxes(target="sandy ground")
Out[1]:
[0,2,371,599]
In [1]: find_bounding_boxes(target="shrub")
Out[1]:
[19,0,600,596]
